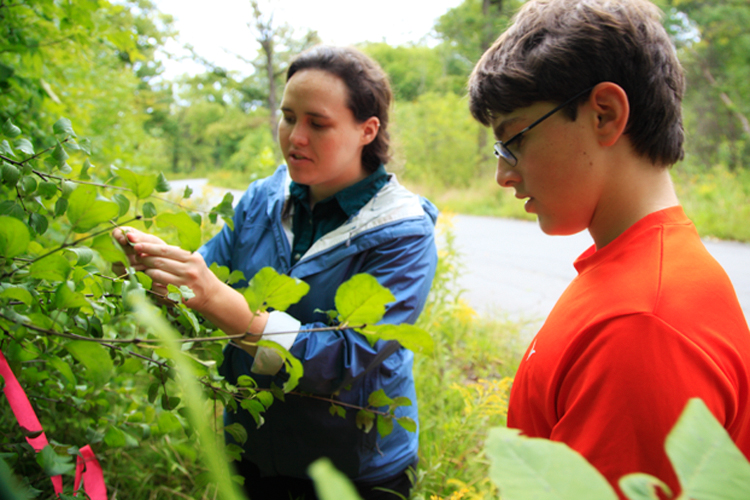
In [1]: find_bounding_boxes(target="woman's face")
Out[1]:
[278,69,379,204]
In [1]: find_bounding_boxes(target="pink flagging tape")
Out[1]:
[1,349,107,499]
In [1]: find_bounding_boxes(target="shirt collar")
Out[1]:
[289,164,388,217]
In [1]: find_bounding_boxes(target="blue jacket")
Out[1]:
[199,165,438,482]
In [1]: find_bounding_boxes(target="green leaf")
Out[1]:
[90,233,127,264]
[65,340,114,386]
[396,416,417,433]
[20,175,36,195]
[308,458,363,500]
[0,215,30,258]
[236,375,256,387]
[329,404,346,419]
[80,159,93,180]
[2,162,20,186]
[29,253,71,281]
[155,172,171,193]
[28,212,48,236]
[112,193,130,217]
[53,118,76,138]
[14,138,34,156]
[117,168,158,199]
[618,473,670,500]
[142,201,157,228]
[54,197,68,217]
[167,283,195,303]
[104,426,127,448]
[335,274,395,326]
[224,423,248,446]
[228,270,245,285]
[37,181,57,199]
[66,185,119,232]
[157,411,183,434]
[36,446,75,476]
[209,262,230,283]
[358,323,434,354]
[255,340,303,392]
[355,410,375,434]
[240,398,266,426]
[376,414,394,437]
[0,285,34,306]
[392,396,412,408]
[183,185,193,198]
[0,140,13,157]
[47,356,76,387]
[61,181,76,198]
[243,267,310,313]
[225,444,244,462]
[368,389,394,408]
[157,212,202,252]
[54,281,89,309]
[2,119,21,138]
[209,192,235,230]
[256,391,274,409]
[666,398,750,499]
[50,143,69,168]
[485,426,618,500]
[66,247,94,266]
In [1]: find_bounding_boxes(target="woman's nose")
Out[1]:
[289,123,308,147]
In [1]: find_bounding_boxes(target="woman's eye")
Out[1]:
[310,122,326,129]
[282,115,295,124]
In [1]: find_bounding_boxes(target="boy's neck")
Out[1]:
[588,159,680,250]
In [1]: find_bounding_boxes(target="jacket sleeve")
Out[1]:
[287,231,437,396]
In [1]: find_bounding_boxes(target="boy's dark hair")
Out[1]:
[469,0,686,166]
[288,45,392,173]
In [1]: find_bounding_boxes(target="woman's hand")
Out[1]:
[112,226,268,343]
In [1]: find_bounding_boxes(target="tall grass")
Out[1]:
[411,216,525,499]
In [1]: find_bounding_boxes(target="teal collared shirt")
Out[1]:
[289,165,389,264]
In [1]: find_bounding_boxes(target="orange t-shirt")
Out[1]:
[507,206,750,498]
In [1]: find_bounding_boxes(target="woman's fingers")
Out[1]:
[133,242,192,262]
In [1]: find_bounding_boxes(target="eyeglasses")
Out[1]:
[493,86,596,167]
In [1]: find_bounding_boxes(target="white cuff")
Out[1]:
[250,311,301,375]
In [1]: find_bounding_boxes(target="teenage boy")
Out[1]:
[468,0,750,497]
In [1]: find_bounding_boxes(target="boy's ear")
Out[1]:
[588,82,629,147]
[360,116,380,146]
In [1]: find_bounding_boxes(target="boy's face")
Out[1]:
[491,100,608,236]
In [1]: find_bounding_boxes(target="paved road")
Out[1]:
[170,179,750,336]
[449,215,750,336]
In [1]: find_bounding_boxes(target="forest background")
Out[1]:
[1,0,749,499]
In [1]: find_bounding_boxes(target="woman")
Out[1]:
[114,46,438,499]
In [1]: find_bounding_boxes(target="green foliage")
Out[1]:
[665,0,750,169]
[672,162,750,242]
[0,0,175,170]
[0,117,434,496]
[434,0,522,62]
[362,43,465,100]
[394,92,489,188]
[485,398,750,500]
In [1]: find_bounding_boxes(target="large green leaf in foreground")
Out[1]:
[309,458,363,500]
[485,427,618,500]
[666,398,750,500]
